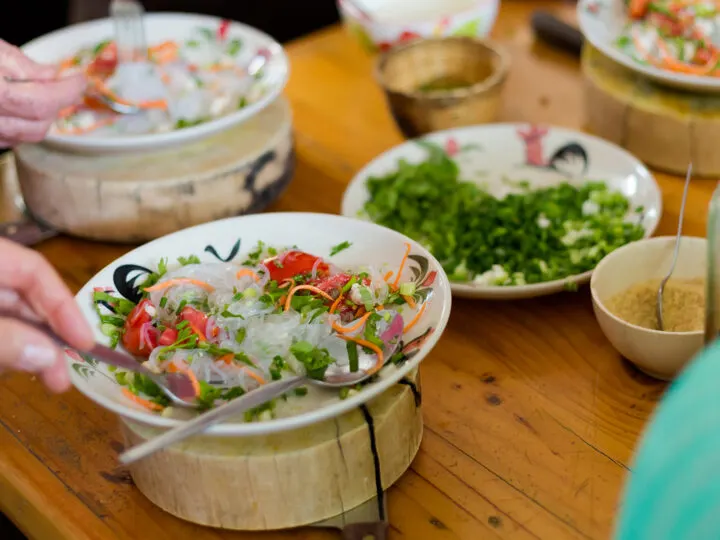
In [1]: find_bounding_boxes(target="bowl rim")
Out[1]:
[21,12,290,154]
[337,0,497,27]
[374,36,510,101]
[72,211,454,436]
[590,235,706,337]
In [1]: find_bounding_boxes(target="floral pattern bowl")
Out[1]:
[68,212,452,436]
[336,0,499,54]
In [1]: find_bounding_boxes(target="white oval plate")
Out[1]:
[577,0,720,93]
[341,123,662,300]
[68,213,452,436]
[22,13,289,154]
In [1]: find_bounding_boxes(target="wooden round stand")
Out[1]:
[12,97,294,243]
[120,373,423,531]
[583,44,720,177]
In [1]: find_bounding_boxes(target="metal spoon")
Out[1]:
[657,162,693,331]
[119,316,405,465]
[0,309,197,408]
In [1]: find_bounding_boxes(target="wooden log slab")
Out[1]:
[12,97,294,243]
[120,371,423,531]
[582,44,720,178]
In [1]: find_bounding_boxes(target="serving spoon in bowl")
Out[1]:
[118,313,406,465]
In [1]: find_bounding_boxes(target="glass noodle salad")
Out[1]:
[54,20,270,136]
[92,242,432,420]
[618,0,720,76]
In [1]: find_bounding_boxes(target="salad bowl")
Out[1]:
[22,13,289,154]
[68,212,452,436]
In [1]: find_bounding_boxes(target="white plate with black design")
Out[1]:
[341,123,662,299]
[68,213,452,436]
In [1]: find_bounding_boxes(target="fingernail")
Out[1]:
[17,345,56,372]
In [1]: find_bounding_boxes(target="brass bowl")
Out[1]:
[375,37,510,138]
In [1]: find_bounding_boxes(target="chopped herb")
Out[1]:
[339,387,350,400]
[238,96,248,109]
[93,40,111,54]
[235,327,246,344]
[290,341,334,380]
[160,296,168,308]
[227,38,243,55]
[186,39,200,47]
[363,313,385,348]
[346,341,359,372]
[244,399,275,422]
[294,387,308,397]
[222,309,245,319]
[269,355,287,381]
[330,241,352,256]
[178,255,201,266]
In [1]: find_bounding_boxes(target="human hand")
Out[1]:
[0,238,94,392]
[0,39,87,147]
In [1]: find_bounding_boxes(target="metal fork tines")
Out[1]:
[111,0,148,63]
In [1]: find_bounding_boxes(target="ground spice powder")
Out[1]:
[604,277,705,333]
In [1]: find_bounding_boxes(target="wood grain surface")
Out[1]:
[0,2,708,538]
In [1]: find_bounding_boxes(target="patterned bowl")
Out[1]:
[68,212,452,436]
[337,0,499,54]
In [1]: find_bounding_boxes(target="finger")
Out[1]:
[0,287,38,320]
[0,39,56,81]
[0,316,70,392]
[0,239,94,350]
[0,116,53,143]
[0,74,87,121]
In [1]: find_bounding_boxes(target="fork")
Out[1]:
[111,0,148,64]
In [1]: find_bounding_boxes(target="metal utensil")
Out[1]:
[119,317,405,464]
[314,493,388,540]
[111,0,147,64]
[657,163,693,330]
[0,309,198,407]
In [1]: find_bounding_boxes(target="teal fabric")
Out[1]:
[615,338,720,539]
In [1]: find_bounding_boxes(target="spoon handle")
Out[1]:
[119,375,307,465]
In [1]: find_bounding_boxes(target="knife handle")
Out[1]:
[531,10,584,57]
[342,521,388,540]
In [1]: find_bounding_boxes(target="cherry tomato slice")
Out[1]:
[87,42,118,77]
[266,251,329,282]
[122,300,157,357]
[179,306,209,339]
[158,328,178,347]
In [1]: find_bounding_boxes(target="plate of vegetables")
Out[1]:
[578,0,720,92]
[68,212,451,436]
[22,13,289,154]
[341,123,662,299]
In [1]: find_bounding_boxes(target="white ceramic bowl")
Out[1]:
[337,0,499,53]
[342,123,662,300]
[591,236,706,380]
[67,212,452,436]
[22,13,289,154]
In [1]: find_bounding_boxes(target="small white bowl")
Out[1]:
[590,236,706,380]
[337,0,499,54]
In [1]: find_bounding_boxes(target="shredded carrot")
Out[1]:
[122,388,164,411]
[403,302,428,333]
[218,354,234,364]
[402,295,416,309]
[330,294,345,314]
[332,312,372,334]
[144,278,215,293]
[284,285,334,311]
[242,367,266,386]
[383,271,393,282]
[211,326,220,338]
[188,322,207,342]
[236,269,261,280]
[278,295,287,306]
[279,280,293,289]
[356,306,366,317]
[339,336,384,376]
[392,243,412,288]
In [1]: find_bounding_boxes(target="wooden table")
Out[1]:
[0,2,711,539]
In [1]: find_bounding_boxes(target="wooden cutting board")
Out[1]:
[13,97,294,243]
[583,44,720,177]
